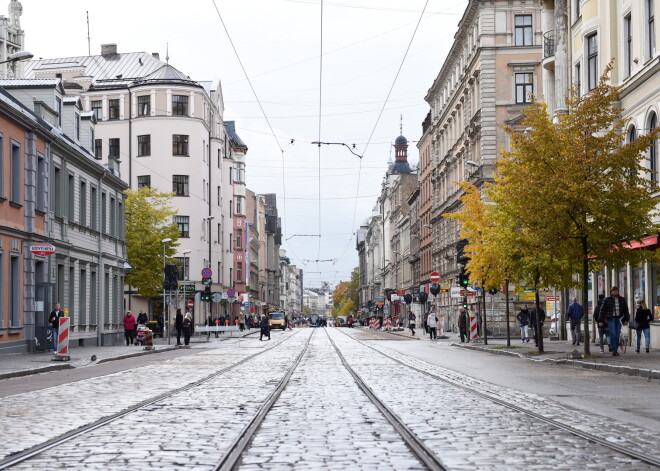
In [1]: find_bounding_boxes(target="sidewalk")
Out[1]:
[0,329,256,380]
[381,328,660,380]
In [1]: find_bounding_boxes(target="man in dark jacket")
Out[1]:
[530,305,546,347]
[594,295,609,353]
[49,303,64,352]
[458,307,468,343]
[175,309,184,345]
[600,286,630,356]
[566,297,584,346]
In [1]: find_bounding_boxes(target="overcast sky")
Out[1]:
[22,0,468,289]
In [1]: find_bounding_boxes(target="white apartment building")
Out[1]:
[24,44,239,321]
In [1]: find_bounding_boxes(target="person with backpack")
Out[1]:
[427,310,439,340]
[182,312,193,346]
[567,297,584,346]
[408,311,416,336]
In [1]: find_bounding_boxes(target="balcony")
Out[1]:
[543,30,556,58]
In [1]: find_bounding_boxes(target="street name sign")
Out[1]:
[30,244,55,256]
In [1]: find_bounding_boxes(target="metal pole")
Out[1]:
[505,279,511,347]
[163,243,167,343]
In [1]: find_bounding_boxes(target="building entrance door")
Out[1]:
[34,282,56,351]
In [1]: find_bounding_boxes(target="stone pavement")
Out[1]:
[377,326,660,380]
[0,329,257,380]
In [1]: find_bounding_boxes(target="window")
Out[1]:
[90,128,95,154]
[174,215,189,238]
[80,180,87,226]
[137,175,151,188]
[587,33,598,91]
[91,186,97,230]
[235,165,245,182]
[237,262,243,283]
[230,199,233,218]
[236,228,243,249]
[172,95,188,116]
[217,186,221,205]
[575,62,581,96]
[235,196,244,215]
[101,191,107,233]
[138,95,150,116]
[172,175,189,196]
[80,270,87,325]
[0,134,3,198]
[37,154,45,211]
[625,14,632,78]
[109,138,120,158]
[95,139,102,159]
[90,271,97,324]
[648,0,656,59]
[110,196,116,236]
[91,100,102,120]
[575,0,581,19]
[68,173,75,220]
[137,135,150,156]
[74,113,80,140]
[515,15,533,46]
[174,257,189,281]
[118,200,124,239]
[515,73,534,103]
[108,99,120,120]
[10,140,21,204]
[649,113,658,182]
[172,134,189,156]
[9,256,19,327]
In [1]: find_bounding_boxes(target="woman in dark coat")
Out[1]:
[259,314,271,341]
[175,309,184,345]
[182,312,193,346]
[634,300,653,353]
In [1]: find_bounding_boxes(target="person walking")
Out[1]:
[458,307,468,343]
[137,310,148,326]
[182,312,193,346]
[239,313,246,331]
[530,305,546,347]
[594,294,609,353]
[49,303,64,352]
[123,311,137,345]
[634,300,653,353]
[516,305,531,343]
[601,286,630,356]
[259,314,271,341]
[408,312,416,336]
[175,309,184,345]
[427,310,438,340]
[567,297,584,346]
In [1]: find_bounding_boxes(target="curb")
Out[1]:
[0,363,74,381]
[452,343,659,380]
[95,346,179,364]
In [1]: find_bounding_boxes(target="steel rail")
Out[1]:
[0,330,302,470]
[214,329,315,471]
[341,328,660,468]
[325,329,449,471]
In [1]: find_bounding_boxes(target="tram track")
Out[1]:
[0,330,304,470]
[338,328,660,469]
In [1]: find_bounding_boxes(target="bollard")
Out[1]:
[144,328,155,351]
[52,317,71,361]
[470,315,480,342]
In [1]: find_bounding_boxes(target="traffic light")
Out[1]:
[202,285,212,302]
[488,288,499,295]
[456,238,470,265]
[459,268,469,288]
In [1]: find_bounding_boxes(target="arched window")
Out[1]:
[649,113,658,182]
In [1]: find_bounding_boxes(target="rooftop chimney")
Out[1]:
[101,43,117,56]
[152,52,160,60]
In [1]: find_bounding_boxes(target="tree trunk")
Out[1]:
[535,289,544,353]
[582,237,591,356]
[482,288,488,345]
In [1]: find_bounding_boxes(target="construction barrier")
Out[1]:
[382,317,392,331]
[369,318,374,329]
[144,329,154,350]
[56,317,70,355]
[470,315,479,340]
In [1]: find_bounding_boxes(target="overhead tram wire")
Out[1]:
[211,0,307,265]
[336,0,431,265]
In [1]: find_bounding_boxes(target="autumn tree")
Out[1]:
[490,62,660,355]
[125,187,180,299]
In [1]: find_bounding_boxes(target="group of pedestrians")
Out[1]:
[408,310,443,340]
[515,304,546,346]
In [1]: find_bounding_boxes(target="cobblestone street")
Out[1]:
[2,328,659,470]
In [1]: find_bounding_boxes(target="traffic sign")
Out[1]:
[201,267,212,278]
[187,300,194,309]
[30,244,56,256]
[430,272,440,283]
[212,292,222,303]
[227,288,236,298]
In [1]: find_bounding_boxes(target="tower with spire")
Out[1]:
[389,114,412,175]
[0,0,25,79]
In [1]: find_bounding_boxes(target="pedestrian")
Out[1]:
[157,313,164,336]
[530,305,546,347]
[601,286,630,356]
[458,307,468,343]
[182,312,193,346]
[239,312,246,331]
[136,310,148,326]
[408,311,416,336]
[427,310,439,340]
[259,314,271,341]
[49,303,64,352]
[566,297,584,346]
[123,311,137,345]
[633,300,653,353]
[175,309,184,345]
[516,305,531,343]
[347,314,354,328]
[594,294,610,353]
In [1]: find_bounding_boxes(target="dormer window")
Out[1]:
[56,97,62,127]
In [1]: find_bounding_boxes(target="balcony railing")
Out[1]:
[544,30,556,59]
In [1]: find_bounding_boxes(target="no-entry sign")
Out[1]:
[187,300,194,309]
[430,272,440,283]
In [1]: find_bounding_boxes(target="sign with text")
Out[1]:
[450,287,476,298]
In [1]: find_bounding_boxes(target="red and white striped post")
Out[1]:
[470,315,479,341]
[56,316,70,358]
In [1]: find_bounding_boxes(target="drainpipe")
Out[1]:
[97,169,107,346]
[127,88,133,311]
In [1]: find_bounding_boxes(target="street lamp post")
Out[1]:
[162,238,172,343]
[0,50,34,77]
